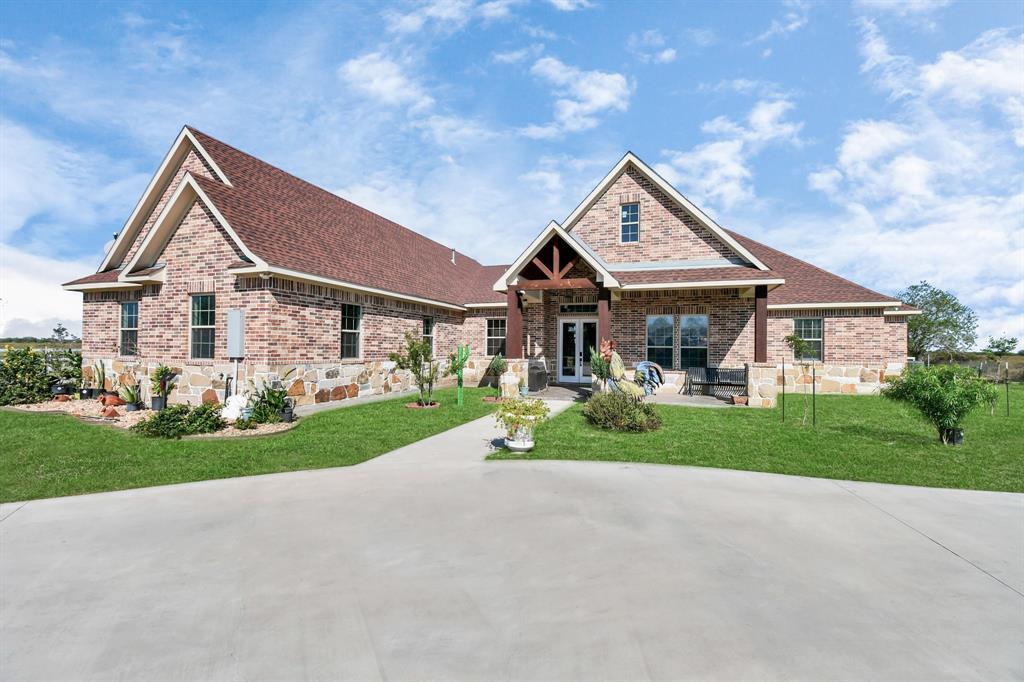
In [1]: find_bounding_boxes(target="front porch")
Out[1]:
[496,229,775,396]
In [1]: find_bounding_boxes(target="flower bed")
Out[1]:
[10,399,297,438]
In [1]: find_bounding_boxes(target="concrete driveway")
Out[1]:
[2,409,1022,681]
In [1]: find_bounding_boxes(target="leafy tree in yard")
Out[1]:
[897,281,978,360]
[389,331,440,406]
[983,336,1018,364]
[883,365,997,444]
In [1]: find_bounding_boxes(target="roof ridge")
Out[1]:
[725,229,895,302]
[185,125,486,268]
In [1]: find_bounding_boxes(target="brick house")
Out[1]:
[64,127,918,407]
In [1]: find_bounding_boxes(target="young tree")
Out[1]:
[897,281,978,360]
[883,365,998,444]
[389,331,440,406]
[784,333,814,425]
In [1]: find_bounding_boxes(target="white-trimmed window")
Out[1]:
[190,295,215,359]
[620,202,640,243]
[794,318,823,361]
[679,314,708,368]
[646,315,673,368]
[423,316,435,352]
[120,301,138,356]
[486,318,506,356]
[341,304,361,359]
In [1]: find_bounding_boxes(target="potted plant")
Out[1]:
[482,353,507,389]
[518,376,529,397]
[119,383,143,411]
[94,360,114,397]
[495,397,550,453]
[882,364,998,445]
[247,372,294,423]
[150,364,174,411]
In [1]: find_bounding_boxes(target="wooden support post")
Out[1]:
[598,286,612,346]
[506,287,523,359]
[754,284,768,363]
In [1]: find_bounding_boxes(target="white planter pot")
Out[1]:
[504,423,536,452]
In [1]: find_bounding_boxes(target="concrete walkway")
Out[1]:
[2,408,1022,681]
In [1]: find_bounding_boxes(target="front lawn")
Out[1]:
[490,386,1024,492]
[0,387,497,502]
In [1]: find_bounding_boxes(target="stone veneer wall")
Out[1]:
[744,361,905,408]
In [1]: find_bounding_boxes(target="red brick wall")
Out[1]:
[119,149,216,268]
[570,165,737,264]
[767,310,908,365]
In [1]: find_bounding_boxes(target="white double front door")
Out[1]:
[557,318,598,384]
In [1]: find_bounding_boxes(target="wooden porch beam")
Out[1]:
[557,258,575,280]
[516,277,596,291]
[506,287,523,359]
[531,257,555,280]
[552,240,560,279]
[598,286,612,347]
[754,284,768,363]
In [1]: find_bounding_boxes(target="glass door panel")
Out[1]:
[560,321,578,381]
[580,321,597,379]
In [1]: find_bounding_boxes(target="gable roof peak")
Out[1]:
[561,150,770,271]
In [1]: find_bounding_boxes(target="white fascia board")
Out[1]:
[492,220,620,291]
[465,302,508,308]
[62,282,143,292]
[884,309,922,316]
[561,152,770,271]
[620,278,785,291]
[230,265,466,311]
[119,174,266,279]
[98,126,232,273]
[767,301,903,310]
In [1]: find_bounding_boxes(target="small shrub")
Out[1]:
[486,353,507,376]
[0,347,52,406]
[235,417,256,431]
[150,364,175,399]
[589,346,610,388]
[583,391,662,432]
[185,402,227,434]
[131,403,226,439]
[494,397,550,439]
[247,371,293,424]
[882,364,998,444]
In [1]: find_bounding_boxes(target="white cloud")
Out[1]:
[683,28,717,48]
[698,78,788,97]
[547,0,592,10]
[522,56,631,138]
[492,43,544,64]
[627,30,678,64]
[385,0,520,34]
[657,98,803,211]
[798,24,1024,346]
[0,243,93,337]
[854,0,952,16]
[750,0,810,44]
[339,52,434,111]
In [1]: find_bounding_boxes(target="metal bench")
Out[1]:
[683,367,748,398]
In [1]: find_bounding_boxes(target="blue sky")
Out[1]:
[1,0,1021,345]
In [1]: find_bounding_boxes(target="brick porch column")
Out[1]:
[598,286,612,346]
[506,287,523,359]
[754,284,768,363]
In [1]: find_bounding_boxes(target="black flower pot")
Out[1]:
[279,407,294,423]
[79,388,91,400]
[51,384,67,396]
[125,403,140,412]
[151,396,166,411]
[942,428,964,445]
[88,388,101,399]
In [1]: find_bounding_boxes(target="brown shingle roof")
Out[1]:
[726,231,899,306]
[63,269,122,286]
[188,127,505,307]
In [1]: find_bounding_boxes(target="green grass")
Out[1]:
[490,385,1024,492]
[0,387,497,502]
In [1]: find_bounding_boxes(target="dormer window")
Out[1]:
[620,202,639,243]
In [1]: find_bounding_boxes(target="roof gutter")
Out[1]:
[230,265,467,311]
[767,301,903,310]
[619,278,785,291]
